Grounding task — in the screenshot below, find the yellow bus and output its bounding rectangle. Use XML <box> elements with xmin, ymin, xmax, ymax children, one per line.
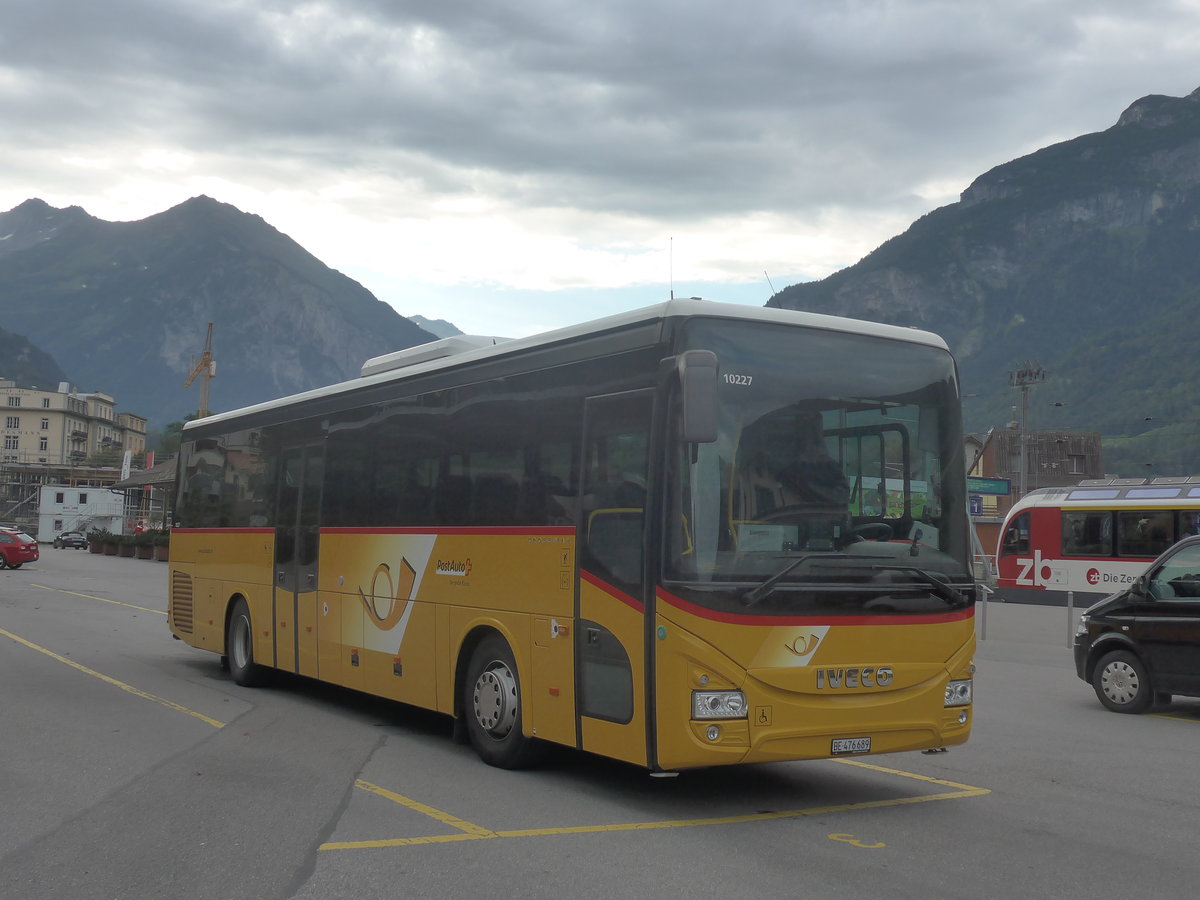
<box><xmin>168</xmin><ymin>298</ymin><xmax>975</xmax><ymax>771</ymax></box>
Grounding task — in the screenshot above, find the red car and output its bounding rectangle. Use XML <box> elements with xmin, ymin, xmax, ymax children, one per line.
<box><xmin>0</xmin><ymin>528</ymin><xmax>39</xmax><ymax>569</ymax></box>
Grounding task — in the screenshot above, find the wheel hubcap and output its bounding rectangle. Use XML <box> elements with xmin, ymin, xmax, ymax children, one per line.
<box><xmin>472</xmin><ymin>661</ymin><xmax>518</xmax><ymax>738</ymax></box>
<box><xmin>232</xmin><ymin>616</ymin><xmax>251</xmax><ymax>669</ymax></box>
<box><xmin>1101</xmin><ymin>661</ymin><xmax>1140</xmax><ymax>705</ymax></box>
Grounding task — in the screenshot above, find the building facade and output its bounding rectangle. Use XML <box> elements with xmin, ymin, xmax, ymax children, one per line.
<box><xmin>0</xmin><ymin>380</ymin><xmax>147</xmax><ymax>466</ymax></box>
<box><xmin>968</xmin><ymin>427</ymin><xmax>1106</xmax><ymax>573</ymax></box>
<box><xmin>36</xmin><ymin>484</ymin><xmax>125</xmax><ymax>541</ymax></box>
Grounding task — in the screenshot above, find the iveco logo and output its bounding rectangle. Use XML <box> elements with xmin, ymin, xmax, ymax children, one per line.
<box><xmin>815</xmin><ymin>666</ymin><xmax>894</xmax><ymax>689</ymax></box>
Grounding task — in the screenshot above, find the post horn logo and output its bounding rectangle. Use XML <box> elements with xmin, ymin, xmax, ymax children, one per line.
<box><xmin>784</xmin><ymin>632</ymin><xmax>821</xmax><ymax>657</ymax></box>
<box><xmin>357</xmin><ymin>559</ymin><xmax>416</xmax><ymax>630</ymax></box>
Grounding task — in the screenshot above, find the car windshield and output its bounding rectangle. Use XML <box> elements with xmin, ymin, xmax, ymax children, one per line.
<box><xmin>664</xmin><ymin>318</ymin><xmax>972</xmax><ymax>615</ymax></box>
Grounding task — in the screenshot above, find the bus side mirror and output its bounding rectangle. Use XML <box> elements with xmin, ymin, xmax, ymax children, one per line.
<box><xmin>677</xmin><ymin>350</ymin><xmax>718</xmax><ymax>443</ymax></box>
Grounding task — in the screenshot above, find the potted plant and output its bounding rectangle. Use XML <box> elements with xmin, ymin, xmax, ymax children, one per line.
<box><xmin>87</xmin><ymin>529</ymin><xmax>106</xmax><ymax>554</ymax></box>
<box><xmin>154</xmin><ymin>530</ymin><xmax>170</xmax><ymax>562</ymax></box>
<box><xmin>134</xmin><ymin>531</ymin><xmax>156</xmax><ymax>559</ymax></box>
<box><xmin>117</xmin><ymin>534</ymin><xmax>136</xmax><ymax>557</ymax></box>
<box><xmin>92</xmin><ymin>529</ymin><xmax>120</xmax><ymax>555</ymax></box>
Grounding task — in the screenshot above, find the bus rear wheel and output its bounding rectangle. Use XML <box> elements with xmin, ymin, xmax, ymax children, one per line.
<box><xmin>1092</xmin><ymin>650</ymin><xmax>1152</xmax><ymax>713</ymax></box>
<box><xmin>226</xmin><ymin>598</ymin><xmax>269</xmax><ymax>687</ymax></box>
<box><xmin>462</xmin><ymin>634</ymin><xmax>544</xmax><ymax>769</ymax></box>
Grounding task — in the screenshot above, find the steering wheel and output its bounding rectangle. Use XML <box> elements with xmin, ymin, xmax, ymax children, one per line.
<box><xmin>849</xmin><ymin>522</ymin><xmax>893</xmax><ymax>541</ymax></box>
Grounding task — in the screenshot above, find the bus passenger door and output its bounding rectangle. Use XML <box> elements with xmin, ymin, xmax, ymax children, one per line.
<box><xmin>274</xmin><ymin>443</ymin><xmax>323</xmax><ymax>678</ymax></box>
<box><xmin>577</xmin><ymin>390</ymin><xmax>653</xmax><ymax>767</ymax></box>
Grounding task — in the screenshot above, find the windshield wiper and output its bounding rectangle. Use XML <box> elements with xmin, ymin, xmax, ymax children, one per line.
<box><xmin>740</xmin><ymin>552</ymin><xmax>890</xmax><ymax>607</ymax></box>
<box><xmin>870</xmin><ymin>564</ymin><xmax>967</xmax><ymax>606</ymax></box>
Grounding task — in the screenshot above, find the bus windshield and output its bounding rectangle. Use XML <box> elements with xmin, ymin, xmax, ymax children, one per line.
<box><xmin>665</xmin><ymin>318</ymin><xmax>971</xmax><ymax>614</ymax></box>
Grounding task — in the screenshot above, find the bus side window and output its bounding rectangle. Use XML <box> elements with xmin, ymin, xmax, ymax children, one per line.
<box><xmin>581</xmin><ymin>393</ymin><xmax>652</xmax><ymax>593</ymax></box>
<box><xmin>1000</xmin><ymin>512</ymin><xmax>1029</xmax><ymax>556</ymax></box>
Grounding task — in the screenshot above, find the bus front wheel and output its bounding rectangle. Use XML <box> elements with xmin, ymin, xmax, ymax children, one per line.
<box><xmin>462</xmin><ymin>634</ymin><xmax>544</xmax><ymax>769</ymax></box>
<box><xmin>227</xmin><ymin>598</ymin><xmax>269</xmax><ymax>687</ymax></box>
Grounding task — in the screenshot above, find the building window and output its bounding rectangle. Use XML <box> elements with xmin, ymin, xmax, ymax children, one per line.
<box><xmin>4</xmin><ymin>435</ymin><xmax>17</xmax><ymax>450</ymax></box>
<box><xmin>5</xmin><ymin>416</ymin><xmax>17</xmax><ymax>428</ymax></box>
<box><xmin>55</xmin><ymin>492</ymin><xmax>64</xmax><ymax>504</ymax></box>
<box><xmin>1068</xmin><ymin>455</ymin><xmax>1086</xmax><ymax>475</ymax></box>
<box><xmin>7</xmin><ymin>397</ymin><xmax>20</xmax><ymax>407</ymax></box>
<box><xmin>39</xmin><ymin>437</ymin><xmax>48</xmax><ymax>451</ymax></box>
<box><xmin>79</xmin><ymin>492</ymin><xmax>88</xmax><ymax>505</ymax></box>
<box><xmin>42</xmin><ymin>398</ymin><xmax>51</xmax><ymax>408</ymax></box>
<box><xmin>41</xmin><ymin>418</ymin><xmax>49</xmax><ymax>430</ymax></box>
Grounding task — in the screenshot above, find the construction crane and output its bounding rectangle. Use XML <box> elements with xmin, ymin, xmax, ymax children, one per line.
<box><xmin>184</xmin><ymin>323</ymin><xmax>216</xmax><ymax>418</ymax></box>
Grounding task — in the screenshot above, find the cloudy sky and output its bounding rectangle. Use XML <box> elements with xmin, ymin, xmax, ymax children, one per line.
<box><xmin>3</xmin><ymin>1</ymin><xmax>1198</xmax><ymax>338</ymax></box>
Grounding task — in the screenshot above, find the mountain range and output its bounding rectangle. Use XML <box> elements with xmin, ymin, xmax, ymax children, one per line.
<box><xmin>769</xmin><ymin>86</ymin><xmax>1200</xmax><ymax>476</ymax></box>
<box><xmin>2</xmin><ymin>86</ymin><xmax>1199</xmax><ymax>473</ymax></box>
<box><xmin>0</xmin><ymin>196</ymin><xmax>435</xmax><ymax>427</ymax></box>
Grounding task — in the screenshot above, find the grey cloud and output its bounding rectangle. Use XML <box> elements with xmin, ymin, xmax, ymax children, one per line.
<box><xmin>3</xmin><ymin>0</ymin><xmax>1198</xmax><ymax>224</ymax></box>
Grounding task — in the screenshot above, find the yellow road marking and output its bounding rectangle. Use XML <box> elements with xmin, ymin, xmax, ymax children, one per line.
<box><xmin>31</xmin><ymin>583</ymin><xmax>166</xmax><ymax>616</ymax></box>
<box><xmin>0</xmin><ymin>626</ymin><xmax>225</xmax><ymax>729</ymax></box>
<box><xmin>1150</xmin><ymin>711</ymin><xmax>1200</xmax><ymax>724</ymax></box>
<box><xmin>320</xmin><ymin>763</ymin><xmax>990</xmax><ymax>851</ymax></box>
<box><xmin>353</xmin><ymin>780</ymin><xmax>496</xmax><ymax>836</ymax></box>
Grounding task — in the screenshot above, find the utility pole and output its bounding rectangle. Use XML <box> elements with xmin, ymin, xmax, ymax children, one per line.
<box><xmin>1009</xmin><ymin>361</ymin><xmax>1045</xmax><ymax>499</ymax></box>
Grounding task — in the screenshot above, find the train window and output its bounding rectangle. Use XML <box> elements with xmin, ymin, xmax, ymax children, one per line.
<box><xmin>1000</xmin><ymin>512</ymin><xmax>1029</xmax><ymax>557</ymax></box>
<box><xmin>1062</xmin><ymin>511</ymin><xmax>1112</xmax><ymax>556</ymax></box>
<box><xmin>1116</xmin><ymin>510</ymin><xmax>1174</xmax><ymax>558</ymax></box>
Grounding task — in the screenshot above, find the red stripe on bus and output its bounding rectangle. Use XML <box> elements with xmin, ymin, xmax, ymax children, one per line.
<box><xmin>655</xmin><ymin>587</ymin><xmax>974</xmax><ymax>627</ymax></box>
<box><xmin>319</xmin><ymin>526</ymin><xmax>575</xmax><ymax>536</ymax></box>
<box><xmin>579</xmin><ymin>570</ymin><xmax>645</xmax><ymax>612</ymax></box>
<box><xmin>170</xmin><ymin>527</ymin><xmax>275</xmax><ymax>534</ymax></box>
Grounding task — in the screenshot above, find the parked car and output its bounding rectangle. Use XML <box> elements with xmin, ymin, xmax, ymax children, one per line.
<box><xmin>1074</xmin><ymin>534</ymin><xmax>1200</xmax><ymax>713</ymax></box>
<box><xmin>54</xmin><ymin>530</ymin><xmax>89</xmax><ymax>549</ymax></box>
<box><xmin>0</xmin><ymin>528</ymin><xmax>40</xmax><ymax>569</ymax></box>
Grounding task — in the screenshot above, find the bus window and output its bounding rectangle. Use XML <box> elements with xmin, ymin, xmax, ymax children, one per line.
<box><xmin>1000</xmin><ymin>511</ymin><xmax>1029</xmax><ymax>557</ymax></box>
<box><xmin>1062</xmin><ymin>511</ymin><xmax>1112</xmax><ymax>556</ymax></box>
<box><xmin>581</xmin><ymin>392</ymin><xmax>651</xmax><ymax>593</ymax></box>
<box><xmin>1117</xmin><ymin>510</ymin><xmax>1174</xmax><ymax>558</ymax></box>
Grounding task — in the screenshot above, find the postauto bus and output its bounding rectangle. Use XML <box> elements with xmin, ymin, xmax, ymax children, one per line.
<box><xmin>168</xmin><ymin>298</ymin><xmax>976</xmax><ymax>772</ymax></box>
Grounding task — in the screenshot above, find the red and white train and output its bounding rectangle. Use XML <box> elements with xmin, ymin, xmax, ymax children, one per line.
<box><xmin>995</xmin><ymin>477</ymin><xmax>1200</xmax><ymax>604</ymax></box>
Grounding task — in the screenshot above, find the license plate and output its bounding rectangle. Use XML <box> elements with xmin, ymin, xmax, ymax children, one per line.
<box><xmin>831</xmin><ymin>737</ymin><xmax>871</xmax><ymax>755</ymax></box>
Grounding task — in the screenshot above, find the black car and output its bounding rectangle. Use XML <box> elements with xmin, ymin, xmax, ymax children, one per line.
<box><xmin>1074</xmin><ymin>534</ymin><xmax>1200</xmax><ymax>713</ymax></box>
<box><xmin>54</xmin><ymin>530</ymin><xmax>88</xmax><ymax>549</ymax></box>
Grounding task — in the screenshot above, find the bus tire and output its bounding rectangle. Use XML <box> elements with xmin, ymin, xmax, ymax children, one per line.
<box><xmin>462</xmin><ymin>633</ymin><xmax>544</xmax><ymax>769</ymax></box>
<box><xmin>227</xmin><ymin>598</ymin><xmax>269</xmax><ymax>687</ymax></box>
<box><xmin>1092</xmin><ymin>650</ymin><xmax>1152</xmax><ymax>714</ymax></box>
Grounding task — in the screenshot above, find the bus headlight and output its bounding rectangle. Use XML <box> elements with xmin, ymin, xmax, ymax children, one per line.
<box><xmin>692</xmin><ymin>690</ymin><xmax>748</xmax><ymax>719</ymax></box>
<box><xmin>944</xmin><ymin>679</ymin><xmax>972</xmax><ymax>707</ymax></box>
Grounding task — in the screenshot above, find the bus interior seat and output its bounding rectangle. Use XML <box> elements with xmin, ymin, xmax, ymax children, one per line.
<box><xmin>435</xmin><ymin>475</ymin><xmax>472</xmax><ymax>524</ymax></box>
<box><xmin>473</xmin><ymin>474</ymin><xmax>520</xmax><ymax>524</ymax></box>
<box><xmin>587</xmin><ymin>508</ymin><xmax>643</xmax><ymax>586</ymax></box>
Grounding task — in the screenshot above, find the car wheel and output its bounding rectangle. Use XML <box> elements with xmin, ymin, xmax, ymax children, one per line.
<box><xmin>0</xmin><ymin>557</ymin><xmax>7</xmax><ymax>569</ymax></box>
<box><xmin>1093</xmin><ymin>650</ymin><xmax>1153</xmax><ymax>714</ymax></box>
<box><xmin>226</xmin><ymin>598</ymin><xmax>270</xmax><ymax>687</ymax></box>
<box><xmin>8</xmin><ymin>562</ymin><xmax>21</xmax><ymax>569</ymax></box>
<box><xmin>461</xmin><ymin>633</ymin><xmax>545</xmax><ymax>769</ymax></box>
